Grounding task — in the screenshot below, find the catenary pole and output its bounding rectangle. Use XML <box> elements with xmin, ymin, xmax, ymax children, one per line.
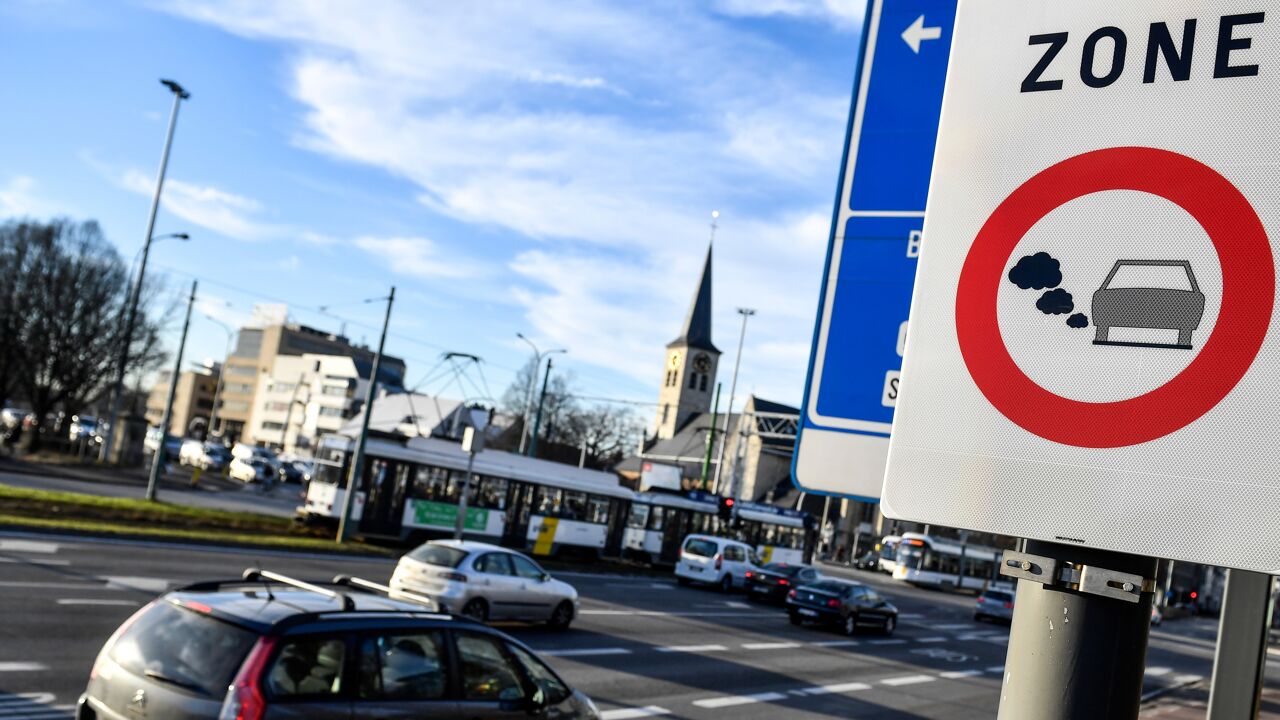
<box><xmin>997</xmin><ymin>540</ymin><xmax>1158</xmax><ymax>719</ymax></box>
<box><xmin>337</xmin><ymin>286</ymin><xmax>395</xmax><ymax>543</ymax></box>
<box><xmin>1206</xmin><ymin>569</ymin><xmax>1274</xmax><ymax>718</ymax></box>
<box><xmin>713</xmin><ymin>308</ymin><xmax>753</xmax><ymax>496</ymax></box>
<box><xmin>146</xmin><ymin>280</ymin><xmax>196</xmax><ymax>502</ymax></box>
<box><xmin>529</xmin><ymin>356</ymin><xmax>554</xmax><ymax>458</ymax></box>
<box><xmin>700</xmin><ymin>382</ymin><xmax>721</xmax><ymax>490</ymax></box>
<box><xmin>101</xmin><ymin>80</ymin><xmax>189</xmax><ymax>463</ymax></box>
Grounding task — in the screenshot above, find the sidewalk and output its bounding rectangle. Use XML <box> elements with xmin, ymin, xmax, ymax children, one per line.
<box><xmin>1141</xmin><ymin>682</ymin><xmax>1280</xmax><ymax>718</ymax></box>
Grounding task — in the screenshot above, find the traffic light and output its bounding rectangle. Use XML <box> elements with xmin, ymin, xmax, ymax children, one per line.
<box><xmin>718</xmin><ymin>496</ymin><xmax>735</xmax><ymax>523</ymax></box>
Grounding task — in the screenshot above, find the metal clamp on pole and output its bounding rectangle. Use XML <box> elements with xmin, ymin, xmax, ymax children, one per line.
<box><xmin>999</xmin><ymin>550</ymin><xmax>1156</xmax><ymax>604</ymax></box>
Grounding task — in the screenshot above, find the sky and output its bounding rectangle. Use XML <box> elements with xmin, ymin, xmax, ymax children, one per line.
<box><xmin>0</xmin><ymin>0</ymin><xmax>863</xmax><ymax>423</ymax></box>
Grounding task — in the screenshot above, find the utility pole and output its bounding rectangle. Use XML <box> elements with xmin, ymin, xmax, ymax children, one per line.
<box><xmin>146</xmin><ymin>280</ymin><xmax>196</xmax><ymax>502</ymax></box>
<box><xmin>529</xmin><ymin>356</ymin><xmax>555</xmax><ymax>458</ymax></box>
<box><xmin>700</xmin><ymin>382</ymin><xmax>721</xmax><ymax>490</ymax></box>
<box><xmin>997</xmin><ymin>540</ymin><xmax>1158</xmax><ymax>719</ymax></box>
<box><xmin>713</xmin><ymin>308</ymin><xmax>754</xmax><ymax>496</ymax></box>
<box><xmin>1207</xmin><ymin>569</ymin><xmax>1274</xmax><ymax>718</ymax></box>
<box><xmin>205</xmin><ymin>316</ymin><xmax>235</xmax><ymax>441</ymax></box>
<box><xmin>101</xmin><ymin>79</ymin><xmax>190</xmax><ymax>464</ymax></box>
<box><xmin>516</xmin><ymin>334</ymin><xmax>564</xmax><ymax>455</ymax></box>
<box><xmin>337</xmin><ymin>286</ymin><xmax>395</xmax><ymax>543</ymax></box>
<box><xmin>453</xmin><ymin>425</ymin><xmax>484</xmax><ymax>540</ymax></box>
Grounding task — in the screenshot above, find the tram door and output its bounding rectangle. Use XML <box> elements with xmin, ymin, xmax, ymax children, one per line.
<box><xmin>359</xmin><ymin>460</ymin><xmax>408</xmax><ymax>537</ymax></box>
<box><xmin>502</xmin><ymin>483</ymin><xmax>535</xmax><ymax>548</ymax></box>
<box><xmin>603</xmin><ymin>499</ymin><xmax>626</xmax><ymax>557</ymax></box>
<box><xmin>659</xmin><ymin>508</ymin><xmax>689</xmax><ymax>564</ymax></box>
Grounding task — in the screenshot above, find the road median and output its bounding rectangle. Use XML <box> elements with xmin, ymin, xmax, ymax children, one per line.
<box><xmin>0</xmin><ymin>485</ymin><xmax>393</xmax><ymax>556</ymax></box>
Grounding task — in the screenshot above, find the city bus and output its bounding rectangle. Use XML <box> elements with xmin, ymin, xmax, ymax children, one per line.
<box><xmin>301</xmin><ymin>432</ymin><xmax>633</xmax><ymax>557</ymax></box>
<box><xmin>876</xmin><ymin>535</ymin><xmax>902</xmax><ymax>574</ymax></box>
<box><xmin>891</xmin><ymin>532</ymin><xmax>1003</xmax><ymax>591</ymax></box>
<box><xmin>622</xmin><ymin>490</ymin><xmax>813</xmax><ymax>566</ymax></box>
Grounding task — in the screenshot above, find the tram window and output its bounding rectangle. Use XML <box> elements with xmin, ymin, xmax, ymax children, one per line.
<box><xmin>475</xmin><ymin>477</ymin><xmax>508</xmax><ymax>510</ymax></box>
<box><xmin>648</xmin><ymin>506</ymin><xmax>666</xmax><ymax>531</ymax></box>
<box><xmin>938</xmin><ymin>553</ymin><xmax>961</xmax><ymax>575</ymax></box>
<box><xmin>626</xmin><ymin>504</ymin><xmax>649</xmax><ymax>529</ymax></box>
<box><xmin>586</xmin><ymin>497</ymin><xmax>611</xmax><ymax>524</ymax></box>
<box><xmin>411</xmin><ymin>465</ymin><xmax>452</xmax><ymax>502</ymax></box>
<box><xmin>533</xmin><ymin>487</ymin><xmax>563</xmax><ymax>516</ymax></box>
<box><xmin>559</xmin><ymin>491</ymin><xmax>588</xmax><ymax>521</ymax></box>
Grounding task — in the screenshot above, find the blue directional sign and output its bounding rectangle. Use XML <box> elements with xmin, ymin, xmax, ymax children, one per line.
<box><xmin>793</xmin><ymin>0</ymin><xmax>957</xmax><ymax>500</ymax></box>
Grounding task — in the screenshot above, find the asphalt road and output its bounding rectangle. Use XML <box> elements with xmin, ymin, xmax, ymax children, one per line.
<box><xmin>0</xmin><ymin>530</ymin><xmax>1250</xmax><ymax>720</ymax></box>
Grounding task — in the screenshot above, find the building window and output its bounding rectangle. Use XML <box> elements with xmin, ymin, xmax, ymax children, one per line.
<box><xmin>224</xmin><ymin>383</ymin><xmax>255</xmax><ymax>395</ymax></box>
<box><xmin>319</xmin><ymin>406</ymin><xmax>344</xmax><ymax>417</ymax></box>
<box><xmin>688</xmin><ymin>372</ymin><xmax>698</xmax><ymax>389</ymax></box>
<box><xmin>265</xmin><ymin>402</ymin><xmax>290</xmax><ymax>412</ymax></box>
<box><xmin>270</xmin><ymin>382</ymin><xmax>297</xmax><ymax>394</ymax></box>
<box><xmin>321</xmin><ymin>384</ymin><xmax>348</xmax><ymax>396</ymax></box>
<box><xmin>699</xmin><ymin>374</ymin><xmax>708</xmax><ymax>392</ymax></box>
<box><xmin>262</xmin><ymin>421</ymin><xmax>285</xmax><ymax>431</ymax></box>
<box><xmin>220</xmin><ymin>401</ymin><xmax>249</xmax><ymax>413</ymax></box>
<box><xmin>226</xmin><ymin>365</ymin><xmax>256</xmax><ymax>377</ymax></box>
<box><xmin>661</xmin><ymin>404</ymin><xmax>669</xmax><ymax>424</ymax></box>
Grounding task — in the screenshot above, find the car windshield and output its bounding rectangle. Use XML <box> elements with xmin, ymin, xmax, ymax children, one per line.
<box><xmin>1108</xmin><ymin>264</ymin><xmax>1193</xmax><ymax>291</ymax></box>
<box><xmin>109</xmin><ymin>601</ymin><xmax>257</xmax><ymax>697</ymax></box>
<box><xmin>407</xmin><ymin>543</ymin><xmax>468</xmax><ymax>568</ymax></box>
<box><xmin>763</xmin><ymin>563</ymin><xmax>803</xmax><ymax>577</ymax></box>
<box><xmin>683</xmin><ymin>538</ymin><xmax>718</xmax><ymax>558</ymax></box>
<box><xmin>985</xmin><ymin>590</ymin><xmax>1014</xmax><ymax>602</ymax></box>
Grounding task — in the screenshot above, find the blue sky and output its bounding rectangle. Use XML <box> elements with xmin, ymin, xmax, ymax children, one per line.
<box><xmin>0</xmin><ymin>0</ymin><xmax>862</xmax><ymax>419</ymax></box>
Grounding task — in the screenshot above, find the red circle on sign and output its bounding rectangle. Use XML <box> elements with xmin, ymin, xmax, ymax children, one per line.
<box><xmin>956</xmin><ymin>147</ymin><xmax>1274</xmax><ymax>448</ymax></box>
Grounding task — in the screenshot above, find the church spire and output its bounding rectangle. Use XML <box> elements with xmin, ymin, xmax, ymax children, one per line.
<box><xmin>669</xmin><ymin>242</ymin><xmax>719</xmax><ymax>352</ymax></box>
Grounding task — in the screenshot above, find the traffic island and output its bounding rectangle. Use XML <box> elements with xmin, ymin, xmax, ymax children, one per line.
<box><xmin>0</xmin><ymin>485</ymin><xmax>393</xmax><ymax>556</ymax></box>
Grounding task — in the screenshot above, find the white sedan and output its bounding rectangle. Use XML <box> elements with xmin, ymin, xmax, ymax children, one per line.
<box><xmin>228</xmin><ymin>457</ymin><xmax>272</xmax><ymax>483</ymax></box>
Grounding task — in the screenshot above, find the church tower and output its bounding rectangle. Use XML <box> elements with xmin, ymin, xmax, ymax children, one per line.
<box><xmin>654</xmin><ymin>244</ymin><xmax>720</xmax><ymax>439</ymax></box>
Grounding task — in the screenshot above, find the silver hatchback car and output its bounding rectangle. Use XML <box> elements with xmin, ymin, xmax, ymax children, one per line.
<box><xmin>974</xmin><ymin>587</ymin><xmax>1016</xmax><ymax>623</ymax></box>
<box><xmin>391</xmin><ymin>540</ymin><xmax>580</xmax><ymax>629</ymax></box>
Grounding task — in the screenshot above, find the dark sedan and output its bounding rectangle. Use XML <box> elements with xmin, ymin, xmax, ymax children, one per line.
<box><xmin>786</xmin><ymin>579</ymin><xmax>897</xmax><ymax>636</ymax></box>
<box><xmin>744</xmin><ymin>563</ymin><xmax>821</xmax><ymax>604</ymax></box>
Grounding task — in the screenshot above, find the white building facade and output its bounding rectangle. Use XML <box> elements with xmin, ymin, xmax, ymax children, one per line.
<box><xmin>245</xmin><ymin>353</ymin><xmax>364</xmax><ymax>455</ymax></box>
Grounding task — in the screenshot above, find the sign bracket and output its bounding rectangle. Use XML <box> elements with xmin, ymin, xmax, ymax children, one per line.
<box><xmin>1000</xmin><ymin>550</ymin><xmax>1156</xmax><ymax>604</ymax></box>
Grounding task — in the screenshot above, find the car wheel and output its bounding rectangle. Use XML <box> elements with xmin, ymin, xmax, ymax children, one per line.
<box><xmin>719</xmin><ymin>575</ymin><xmax>733</xmax><ymax>593</ymax></box>
<box><xmin>789</xmin><ymin>612</ymin><xmax>803</xmax><ymax>626</ymax></box>
<box><xmin>882</xmin><ymin>615</ymin><xmax>897</xmax><ymax>636</ymax></box>
<box><xmin>842</xmin><ymin>613</ymin><xmax>858</xmax><ymax>636</ymax></box>
<box><xmin>461</xmin><ymin>598</ymin><xmax>489</xmax><ymax>623</ymax></box>
<box><xmin>548</xmin><ymin>601</ymin><xmax>574</xmax><ymax>630</ymax></box>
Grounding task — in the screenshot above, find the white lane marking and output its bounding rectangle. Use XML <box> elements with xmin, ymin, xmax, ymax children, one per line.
<box><xmin>101</xmin><ymin>576</ymin><xmax>171</xmax><ymax>593</ymax></box>
<box><xmin>811</xmin><ymin>640</ymin><xmax>859</xmax><ymax>648</ymax></box>
<box><xmin>934</xmin><ymin>623</ymin><xmax>975</xmax><ymax>630</ymax></box>
<box><xmin>881</xmin><ymin>675</ymin><xmax>935</xmax><ymax>687</ymax></box>
<box><xmin>725</xmin><ymin>601</ymin><xmax>750</xmax><ymax>609</ymax></box>
<box><xmin>600</xmin><ymin>706</ymin><xmax>671</xmax><ymax>720</ymax></box>
<box><xmin>579</xmin><ymin>610</ymin><xmax>768</xmax><ymax>618</ymax></box>
<box><xmin>742</xmin><ymin>642</ymin><xmax>800</xmax><ymax>650</ymax></box>
<box><xmin>657</xmin><ymin>645</ymin><xmax>727</xmax><ymax>653</ymax></box>
<box><xmin>0</xmin><ymin>662</ymin><xmax>48</xmax><ymax>672</ymax></box>
<box><xmin>0</xmin><ymin>693</ymin><xmax>53</xmax><ymax>705</ymax></box>
<box><xmin>693</xmin><ymin>692</ymin><xmax>787</xmax><ymax>708</ymax></box>
<box><xmin>0</xmin><ymin>711</ymin><xmax>72</xmax><ymax>719</ymax></box>
<box><xmin>915</xmin><ymin>636</ymin><xmax>947</xmax><ymax>643</ymax></box>
<box><xmin>986</xmin><ymin>666</ymin><xmax>1006</xmax><ymax>674</ymax></box>
<box><xmin>868</xmin><ymin>639</ymin><xmax>907</xmax><ymax>645</ymax></box>
<box><xmin>0</xmin><ymin>558</ymin><xmax>70</xmax><ymax>566</ymax></box>
<box><xmin>0</xmin><ymin>581</ymin><xmax>105</xmax><ymax>590</ymax></box>
<box><xmin>804</xmin><ymin>682</ymin><xmax>872</xmax><ymax>695</ymax></box>
<box><xmin>957</xmin><ymin>632</ymin><xmax>1003</xmax><ymax>641</ymax></box>
<box><xmin>0</xmin><ymin>540</ymin><xmax>59</xmax><ymax>554</ymax></box>
<box><xmin>899</xmin><ymin>613</ymin><xmax>925</xmax><ymax>619</ymax></box>
<box><xmin>650</xmin><ymin>583</ymin><xmax>675</xmax><ymax>589</ymax></box>
<box><xmin>1173</xmin><ymin>674</ymin><xmax>1203</xmax><ymax>684</ymax></box>
<box><xmin>940</xmin><ymin>670</ymin><xmax>983</xmax><ymax>679</ymax></box>
<box><xmin>539</xmin><ymin>648</ymin><xmax>631</xmax><ymax>657</ymax></box>
<box><xmin>1145</xmin><ymin>666</ymin><xmax>1172</xmax><ymax>676</ymax></box>
<box><xmin>56</xmin><ymin>599</ymin><xmax>140</xmax><ymax>607</ymax></box>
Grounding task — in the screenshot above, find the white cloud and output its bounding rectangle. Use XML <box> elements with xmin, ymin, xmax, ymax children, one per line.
<box><xmin>0</xmin><ymin>176</ymin><xmax>49</xmax><ymax>217</ymax></box>
<box><xmin>712</xmin><ymin>0</ymin><xmax>863</xmax><ymax>26</ymax></box>
<box><xmin>278</xmin><ymin>254</ymin><xmax>300</xmax><ymax>271</ymax></box>
<box><xmin>355</xmin><ymin>236</ymin><xmax>478</xmax><ymax>280</ymax></box>
<box><xmin>120</xmin><ymin>169</ymin><xmax>281</xmax><ymax>241</ymax></box>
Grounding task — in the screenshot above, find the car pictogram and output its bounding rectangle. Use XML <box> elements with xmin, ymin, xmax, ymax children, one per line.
<box><xmin>1091</xmin><ymin>260</ymin><xmax>1205</xmax><ymax>349</ymax></box>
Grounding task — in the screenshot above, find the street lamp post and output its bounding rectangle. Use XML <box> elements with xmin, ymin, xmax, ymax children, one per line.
<box><xmin>515</xmin><ymin>333</ymin><xmax>565</xmax><ymax>456</ymax></box>
<box><xmin>204</xmin><ymin>315</ymin><xmax>236</xmax><ymax>441</ymax></box>
<box><xmin>147</xmin><ymin>280</ymin><xmax>197</xmax><ymax>502</ymax></box>
<box><xmin>100</xmin><ymin>78</ymin><xmax>191</xmax><ymax>463</ymax></box>
<box><xmin>713</xmin><ymin>307</ymin><xmax>755</xmax><ymax>497</ymax></box>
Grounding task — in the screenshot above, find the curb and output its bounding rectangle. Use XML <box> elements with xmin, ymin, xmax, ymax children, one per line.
<box><xmin>0</xmin><ymin>524</ymin><xmax>395</xmax><ymax>561</ymax></box>
<box><xmin>1140</xmin><ymin>677</ymin><xmax>1205</xmax><ymax>704</ymax></box>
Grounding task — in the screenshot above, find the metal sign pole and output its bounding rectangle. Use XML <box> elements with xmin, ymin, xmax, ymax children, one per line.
<box><xmin>997</xmin><ymin>540</ymin><xmax>1158</xmax><ymax>719</ymax></box>
<box><xmin>1207</xmin><ymin>569</ymin><xmax>1274</xmax><ymax>719</ymax></box>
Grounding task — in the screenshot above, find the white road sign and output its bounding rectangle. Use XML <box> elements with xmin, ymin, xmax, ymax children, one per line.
<box><xmin>884</xmin><ymin>1</ymin><xmax>1280</xmax><ymax>572</ymax></box>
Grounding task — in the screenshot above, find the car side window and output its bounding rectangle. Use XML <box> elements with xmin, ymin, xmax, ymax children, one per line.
<box><xmin>266</xmin><ymin>636</ymin><xmax>345</xmax><ymax>698</ymax></box>
<box><xmin>475</xmin><ymin>553</ymin><xmax>514</xmax><ymax>576</ymax></box>
<box><xmin>509</xmin><ymin>555</ymin><xmax>545</xmax><ymax>581</ymax></box>
<box><xmin>456</xmin><ymin>633</ymin><xmax>527</xmax><ymax>701</ymax></box>
<box><xmin>800</xmin><ymin>569</ymin><xmax>816</xmax><ymax>581</ymax></box>
<box><xmin>724</xmin><ymin>546</ymin><xmax>745</xmax><ymax>562</ymax></box>
<box><xmin>865</xmin><ymin>590</ymin><xmax>883</xmax><ymax>604</ymax></box>
<box><xmin>357</xmin><ymin>632</ymin><xmax>448</xmax><ymax>701</ymax></box>
<box><xmin>509</xmin><ymin>645</ymin><xmax>570</xmax><ymax>705</ymax></box>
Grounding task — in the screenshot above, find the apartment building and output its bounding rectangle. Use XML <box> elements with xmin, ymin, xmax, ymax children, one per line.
<box><xmin>144</xmin><ymin>362</ymin><xmax>220</xmax><ymax>438</ymax></box>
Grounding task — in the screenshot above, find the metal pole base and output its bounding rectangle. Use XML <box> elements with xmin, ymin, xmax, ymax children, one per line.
<box><xmin>997</xmin><ymin>540</ymin><xmax>1158</xmax><ymax>720</ymax></box>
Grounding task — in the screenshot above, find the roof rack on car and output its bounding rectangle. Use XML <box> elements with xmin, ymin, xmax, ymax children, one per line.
<box><xmin>242</xmin><ymin>568</ymin><xmax>355</xmax><ymax>611</ymax></box>
<box><xmin>332</xmin><ymin>575</ymin><xmax>439</xmax><ymax>611</ymax></box>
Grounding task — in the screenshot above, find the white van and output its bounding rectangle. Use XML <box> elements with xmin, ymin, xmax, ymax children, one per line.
<box><xmin>674</xmin><ymin>534</ymin><xmax>760</xmax><ymax>592</ymax></box>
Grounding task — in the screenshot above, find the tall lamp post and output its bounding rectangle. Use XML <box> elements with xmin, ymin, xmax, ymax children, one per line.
<box><xmin>713</xmin><ymin>307</ymin><xmax>755</xmax><ymax>497</ymax></box>
<box><xmin>204</xmin><ymin>315</ymin><xmax>236</xmax><ymax>442</ymax></box>
<box><xmin>147</xmin><ymin>280</ymin><xmax>197</xmax><ymax>502</ymax></box>
<box><xmin>515</xmin><ymin>333</ymin><xmax>564</xmax><ymax>455</ymax></box>
<box><xmin>100</xmin><ymin>78</ymin><xmax>191</xmax><ymax>463</ymax></box>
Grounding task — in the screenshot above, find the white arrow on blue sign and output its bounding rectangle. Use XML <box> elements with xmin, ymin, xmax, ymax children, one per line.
<box><xmin>793</xmin><ymin>0</ymin><xmax>956</xmax><ymax>501</ymax></box>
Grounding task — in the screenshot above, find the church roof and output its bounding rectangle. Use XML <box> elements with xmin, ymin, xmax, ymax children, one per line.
<box><xmin>667</xmin><ymin>244</ymin><xmax>719</xmax><ymax>353</ymax></box>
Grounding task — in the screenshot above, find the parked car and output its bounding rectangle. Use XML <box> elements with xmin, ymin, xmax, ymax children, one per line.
<box><xmin>674</xmin><ymin>534</ymin><xmax>760</xmax><ymax>592</ymax></box>
<box><xmin>197</xmin><ymin>442</ymin><xmax>232</xmax><ymax>471</ymax></box>
<box><xmin>974</xmin><ymin>588</ymin><xmax>1016</xmax><ymax>623</ymax></box>
<box><xmin>77</xmin><ymin>568</ymin><xmax>600</xmax><ymax>720</ymax></box>
<box><xmin>178</xmin><ymin>439</ymin><xmax>207</xmax><ymax>467</ymax></box>
<box><xmin>143</xmin><ymin>428</ymin><xmax>182</xmax><ymax>459</ymax></box>
<box><xmin>391</xmin><ymin>540</ymin><xmax>579</xmax><ymax>629</ymax></box>
<box><xmin>67</xmin><ymin>414</ymin><xmax>100</xmax><ymax>443</ymax></box>
<box><xmin>229</xmin><ymin>457</ymin><xmax>274</xmax><ymax>484</ymax></box>
<box><xmin>786</xmin><ymin>578</ymin><xmax>898</xmax><ymax>636</ymax></box>
<box><xmin>744</xmin><ymin>562</ymin><xmax>821</xmax><ymax>604</ymax></box>
<box><xmin>278</xmin><ymin>459</ymin><xmax>311</xmax><ymax>484</ymax></box>
<box><xmin>853</xmin><ymin>551</ymin><xmax>880</xmax><ymax>571</ymax></box>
